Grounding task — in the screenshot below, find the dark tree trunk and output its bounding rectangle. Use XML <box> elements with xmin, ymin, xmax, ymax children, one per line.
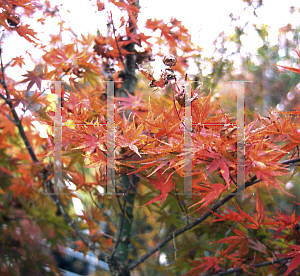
<box><xmin>109</xmin><ymin>1</ymin><xmax>140</xmax><ymax>275</ymax></box>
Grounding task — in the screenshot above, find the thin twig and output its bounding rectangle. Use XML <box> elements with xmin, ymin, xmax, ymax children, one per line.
<box><xmin>109</xmin><ymin>10</ymin><xmax>127</xmax><ymax>73</ymax></box>
<box><xmin>245</xmin><ymin>226</ymin><xmax>281</xmax><ymax>264</ymax></box>
<box><xmin>128</xmin><ymin>189</ymin><xmax>238</xmax><ymax>270</ymax></box>
<box><xmin>110</xmin><ymin>186</ymin><xmax>130</xmax><ymax>259</ymax></box>
<box><xmin>113</xmin><ymin>169</ymin><xmax>125</xmax><ymax>214</ymax></box>
<box><xmin>89</xmin><ymin>189</ymin><xmax>116</xmax><ymax>227</ymax></box>
<box><xmin>173</xmin><ymin>232</ymin><xmax>177</xmax><ymax>260</ymax></box>
<box><xmin>175</xmin><ymin>193</ymin><xmax>189</xmax><ymax>225</ymax></box>
<box><xmin>0</xmin><ymin>48</ymin><xmax>9</xmax><ymax>96</ymax></box>
<box><xmin>212</xmin><ymin>257</ymin><xmax>289</xmax><ymax>276</ymax></box>
<box><xmin>127</xmin><ymin>157</ymin><xmax>300</xmax><ymax>271</ymax></box>
<box><xmin>215</xmin><ymin>228</ymin><xmax>232</xmax><ymax>256</ymax></box>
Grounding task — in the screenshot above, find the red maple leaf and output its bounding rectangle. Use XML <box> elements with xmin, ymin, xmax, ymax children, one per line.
<box><xmin>278</xmin><ymin>244</ymin><xmax>300</xmax><ymax>276</ymax></box>
<box><xmin>20</xmin><ymin>69</ymin><xmax>45</xmax><ymax>92</ymax></box>
<box><xmin>11</xmin><ymin>56</ymin><xmax>25</xmax><ymax>68</ymax></box>
<box><xmin>15</xmin><ymin>24</ymin><xmax>39</xmax><ymax>44</ymax></box>
<box><xmin>190</xmin><ymin>183</ymin><xmax>226</xmax><ymax>210</ymax></box>
<box><xmin>141</xmin><ymin>169</ymin><xmax>177</xmax><ymax>206</ymax></box>
<box><xmin>266</xmin><ymin>211</ymin><xmax>300</xmax><ymax>242</ymax></box>
<box><xmin>117</xmin><ymin>89</ymin><xmax>143</xmax><ymax>110</ymax></box>
<box><xmin>206</xmin><ymin>157</ymin><xmax>233</xmax><ymax>186</ymax></box>
<box><xmin>211</xmin><ymin>228</ymin><xmax>248</xmax><ymax>259</ymax></box>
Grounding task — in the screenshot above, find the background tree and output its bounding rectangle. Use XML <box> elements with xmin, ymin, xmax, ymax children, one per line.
<box><xmin>193</xmin><ymin>1</ymin><xmax>300</xmax><ymax>123</ymax></box>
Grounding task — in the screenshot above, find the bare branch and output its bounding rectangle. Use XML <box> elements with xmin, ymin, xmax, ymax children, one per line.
<box><xmin>109</xmin><ymin>10</ymin><xmax>127</xmax><ymax>73</ymax></box>
<box><xmin>89</xmin><ymin>189</ymin><xmax>117</xmax><ymax>227</ymax></box>
<box><xmin>212</xmin><ymin>257</ymin><xmax>289</xmax><ymax>276</ymax></box>
<box><xmin>0</xmin><ymin>47</ymin><xmax>9</xmax><ymax>96</ymax></box>
<box><xmin>110</xmin><ymin>187</ymin><xmax>130</xmax><ymax>259</ymax></box>
<box><xmin>128</xmin><ymin>158</ymin><xmax>300</xmax><ymax>271</ymax></box>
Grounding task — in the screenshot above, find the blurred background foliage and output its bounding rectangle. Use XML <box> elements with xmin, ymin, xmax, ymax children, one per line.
<box><xmin>191</xmin><ymin>1</ymin><xmax>300</xmax><ymax>125</ymax></box>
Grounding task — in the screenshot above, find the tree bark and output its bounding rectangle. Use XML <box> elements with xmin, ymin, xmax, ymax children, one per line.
<box><xmin>110</xmin><ymin>1</ymin><xmax>139</xmax><ymax>275</ymax></box>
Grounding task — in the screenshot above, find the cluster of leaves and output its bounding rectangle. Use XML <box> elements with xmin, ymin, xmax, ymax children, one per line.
<box><xmin>1</xmin><ymin>0</ymin><xmax>300</xmax><ymax>275</ymax></box>
<box><xmin>52</xmin><ymin>58</ymin><xmax>300</xmax><ymax>275</ymax></box>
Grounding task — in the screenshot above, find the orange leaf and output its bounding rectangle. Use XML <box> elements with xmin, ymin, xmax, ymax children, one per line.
<box><xmin>255</xmin><ymin>190</ymin><xmax>265</xmax><ymax>224</ymax></box>
<box><xmin>279</xmin><ymin>244</ymin><xmax>300</xmax><ymax>276</ymax></box>
<box><xmin>141</xmin><ymin>169</ymin><xmax>177</xmax><ymax>206</ymax></box>
<box><xmin>96</xmin><ymin>0</ymin><xmax>105</xmax><ymax>11</ymax></box>
<box><xmin>273</xmin><ymin>63</ymin><xmax>300</xmax><ymax>74</ymax></box>
<box><xmin>189</xmin><ymin>184</ymin><xmax>226</xmax><ymax>210</ymax></box>
<box><xmin>11</xmin><ymin>56</ymin><xmax>25</xmax><ymax>68</ymax></box>
<box><xmin>15</xmin><ymin>24</ymin><xmax>39</xmax><ymax>44</ymax></box>
<box><xmin>20</xmin><ymin>69</ymin><xmax>45</xmax><ymax>92</ymax></box>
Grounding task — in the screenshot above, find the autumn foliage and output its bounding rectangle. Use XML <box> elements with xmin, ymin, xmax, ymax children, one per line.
<box><xmin>1</xmin><ymin>0</ymin><xmax>300</xmax><ymax>275</ymax></box>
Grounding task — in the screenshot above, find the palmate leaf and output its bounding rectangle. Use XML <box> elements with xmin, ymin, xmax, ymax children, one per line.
<box><xmin>42</xmin><ymin>47</ymin><xmax>69</xmax><ymax>65</ymax></box>
<box><xmin>183</xmin><ymin>256</ymin><xmax>220</xmax><ymax>275</ymax></box>
<box><xmin>11</xmin><ymin>56</ymin><xmax>25</xmax><ymax>68</ymax></box>
<box><xmin>213</xmin><ymin>204</ymin><xmax>258</xmax><ymax>229</ymax></box>
<box><xmin>211</xmin><ymin>228</ymin><xmax>248</xmax><ymax>259</ymax></box>
<box><xmin>206</xmin><ymin>157</ymin><xmax>233</xmax><ymax>186</ymax></box>
<box><xmin>264</xmin><ymin>211</ymin><xmax>300</xmax><ymax>243</ymax></box>
<box><xmin>141</xmin><ymin>169</ymin><xmax>177</xmax><ymax>206</ymax></box>
<box><xmin>254</xmin><ymin>190</ymin><xmax>265</xmax><ymax>225</ymax></box>
<box><xmin>117</xmin><ymin>89</ymin><xmax>144</xmax><ymax>110</ymax></box>
<box><xmin>278</xmin><ymin>244</ymin><xmax>300</xmax><ymax>276</ymax></box>
<box><xmin>189</xmin><ymin>183</ymin><xmax>226</xmax><ymax>211</ymax></box>
<box><xmin>20</xmin><ymin>69</ymin><xmax>45</xmax><ymax>92</ymax></box>
<box><xmin>15</xmin><ymin>24</ymin><xmax>39</xmax><ymax>44</ymax></box>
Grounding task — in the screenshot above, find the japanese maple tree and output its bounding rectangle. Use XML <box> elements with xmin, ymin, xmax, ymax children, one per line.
<box><xmin>1</xmin><ymin>0</ymin><xmax>300</xmax><ymax>276</ymax></box>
